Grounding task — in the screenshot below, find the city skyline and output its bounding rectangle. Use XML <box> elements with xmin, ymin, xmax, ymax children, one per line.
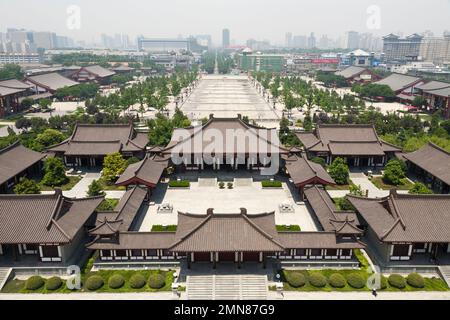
<box><xmin>1</xmin><ymin>0</ymin><xmax>449</xmax><ymax>46</ymax></box>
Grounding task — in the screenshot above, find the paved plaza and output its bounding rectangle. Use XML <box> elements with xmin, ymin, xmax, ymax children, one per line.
<box><xmin>180</xmin><ymin>75</ymin><xmax>281</xmax><ymax>121</ymax></box>
<box><xmin>138</xmin><ymin>176</ymin><xmax>318</xmax><ymax>232</ymax></box>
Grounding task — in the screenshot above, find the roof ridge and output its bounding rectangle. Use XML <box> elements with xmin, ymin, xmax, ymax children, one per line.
<box><xmin>0</xmin><ymin>140</ymin><xmax>20</xmax><ymax>154</ymax></box>
<box><xmin>45</xmin><ymin>193</ymin><xmax>64</xmax><ymax>230</ymax></box>
<box><xmin>241</xmin><ymin>212</ymin><xmax>285</xmax><ymax>248</ymax></box>
<box><xmin>380</xmin><ymin>218</ymin><xmax>402</xmax><ymax>240</ymax></box>
<box><xmin>313</xmin><ymin>185</ymin><xmax>338</xmax><ymax>220</ymax></box>
<box><xmin>388</xmin><ymin>193</ymin><xmax>406</xmax><ymax>229</ymax></box>
<box><xmin>49</xmin><ymin>218</ymin><xmax>72</xmax><ymax>241</ymax></box>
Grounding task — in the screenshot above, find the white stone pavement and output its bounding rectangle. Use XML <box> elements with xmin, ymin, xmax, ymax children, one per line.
<box><xmin>138</xmin><ymin>181</ymin><xmax>318</xmax><ymax>232</ymax></box>
<box><xmin>41</xmin><ymin>172</ymin><xmax>125</xmax><ymax>199</ymax></box>
<box><xmin>2</xmin><ymin>290</ymin><xmax>450</xmax><ymax>300</ymax></box>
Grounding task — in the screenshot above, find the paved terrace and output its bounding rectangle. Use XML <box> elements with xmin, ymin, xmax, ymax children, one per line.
<box><xmin>137</xmin><ymin>172</ymin><xmax>318</xmax><ymax>232</ymax></box>
<box><xmin>180</xmin><ymin>75</ymin><xmax>281</xmax><ymax>121</ymax></box>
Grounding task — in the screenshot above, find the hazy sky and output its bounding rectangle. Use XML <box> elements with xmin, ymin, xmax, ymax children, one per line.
<box><xmin>1</xmin><ymin>0</ymin><xmax>449</xmax><ymax>45</ymax></box>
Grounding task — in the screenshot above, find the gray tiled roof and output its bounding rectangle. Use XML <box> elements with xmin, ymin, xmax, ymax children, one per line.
<box><xmin>0</xmin><ymin>191</ymin><xmax>103</xmax><ymax>244</ymax></box>
<box><xmin>335</xmin><ymin>66</ymin><xmax>367</xmax><ymax>79</ymax></box>
<box><xmin>83</xmin><ymin>65</ymin><xmax>116</xmax><ymax>78</ymax></box>
<box><xmin>26</xmin><ymin>72</ymin><xmax>79</xmax><ymax>91</ymax></box>
<box><xmin>304</xmin><ymin>186</ymin><xmax>361</xmax><ymax>233</ymax></box>
<box><xmin>116</xmin><ymin>156</ymin><xmax>168</xmax><ymax>186</ymax></box>
<box><xmin>0</xmin><ymin>142</ymin><xmax>45</xmax><ymax>186</ymax></box>
<box><xmin>403</xmin><ymin>143</ymin><xmax>450</xmax><ymax>186</ymax></box>
<box><xmin>374</xmin><ymin>73</ymin><xmax>422</xmax><ymax>92</ymax></box>
<box><xmin>349</xmin><ymin>190</ymin><xmax>450</xmax><ymax>243</ymax></box>
<box><xmin>284</xmin><ymin>154</ymin><xmax>334</xmax><ymax>186</ymax></box>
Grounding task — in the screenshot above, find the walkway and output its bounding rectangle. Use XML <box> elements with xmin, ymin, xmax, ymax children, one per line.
<box><xmin>186</xmin><ymin>275</ymin><xmax>268</xmax><ymax>300</ymax></box>
<box><xmin>272</xmin><ymin>291</ymin><xmax>450</xmax><ymax>300</ymax></box>
<box><xmin>180</xmin><ymin>75</ymin><xmax>280</xmax><ymax>121</ymax></box>
<box><xmin>41</xmin><ymin>172</ymin><xmax>125</xmax><ymax>199</ymax></box>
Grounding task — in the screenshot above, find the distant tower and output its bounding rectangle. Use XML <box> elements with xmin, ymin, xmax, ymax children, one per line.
<box><xmin>285</xmin><ymin>32</ymin><xmax>293</xmax><ymax>48</ymax></box>
<box><xmin>222</xmin><ymin>29</ymin><xmax>230</xmax><ymax>48</ymax></box>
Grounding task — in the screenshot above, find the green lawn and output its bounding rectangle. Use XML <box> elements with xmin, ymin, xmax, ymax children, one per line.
<box><xmin>168</xmin><ymin>180</ymin><xmax>190</xmax><ymax>188</ymax></box>
<box><xmin>1</xmin><ymin>269</ymin><xmax>175</xmax><ymax>294</ymax></box>
<box><xmin>96</xmin><ymin>199</ymin><xmax>119</xmax><ymax>211</ymax></box>
<box><xmin>370</xmin><ymin>176</ymin><xmax>414</xmax><ymax>191</ymax></box>
<box><xmin>278</xmin><ymin>269</ymin><xmax>448</xmax><ymax>292</ymax></box>
<box><xmin>39</xmin><ymin>175</ymin><xmax>82</xmax><ymax>191</ymax></box>
<box><xmin>98</xmin><ymin>177</ymin><xmax>126</xmax><ymax>191</ymax></box>
<box><xmin>261</xmin><ymin>180</ymin><xmax>283</xmax><ymax>188</ymax></box>
<box><xmin>151</xmin><ymin>225</ymin><xmax>177</xmax><ymax>232</ymax></box>
<box><xmin>276</xmin><ymin>225</ymin><xmax>301</xmax><ymax>232</ymax></box>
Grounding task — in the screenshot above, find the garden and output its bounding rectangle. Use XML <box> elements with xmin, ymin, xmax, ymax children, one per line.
<box><xmin>1</xmin><ymin>269</ymin><xmax>175</xmax><ymax>294</ymax></box>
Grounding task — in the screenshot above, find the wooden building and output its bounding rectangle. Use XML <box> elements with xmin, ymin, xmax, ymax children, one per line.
<box><xmin>0</xmin><ymin>190</ymin><xmax>103</xmax><ymax>264</ymax></box>
<box><xmin>0</xmin><ymin>79</ymin><xmax>33</xmax><ymax>117</ymax></box>
<box><xmin>0</xmin><ymin>142</ymin><xmax>45</xmax><ymax>193</ymax></box>
<box><xmin>348</xmin><ymin>190</ymin><xmax>450</xmax><ymax>263</ymax></box>
<box><xmin>47</xmin><ymin>124</ymin><xmax>149</xmax><ymax>167</ymax></box>
<box><xmin>296</xmin><ymin>124</ymin><xmax>401</xmax><ymax>167</ymax></box>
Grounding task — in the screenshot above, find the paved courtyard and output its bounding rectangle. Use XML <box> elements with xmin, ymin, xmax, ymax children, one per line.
<box><xmin>138</xmin><ymin>177</ymin><xmax>318</xmax><ymax>232</ymax></box>
<box><xmin>180</xmin><ymin>75</ymin><xmax>281</xmax><ymax>121</ymax></box>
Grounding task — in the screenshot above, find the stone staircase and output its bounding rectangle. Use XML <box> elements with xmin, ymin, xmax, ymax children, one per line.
<box><xmin>234</xmin><ymin>178</ymin><xmax>253</xmax><ymax>187</ymax></box>
<box><xmin>0</xmin><ymin>268</ymin><xmax>12</xmax><ymax>291</ymax></box>
<box><xmin>186</xmin><ymin>275</ymin><xmax>268</xmax><ymax>300</ymax></box>
<box><xmin>198</xmin><ymin>178</ymin><xmax>217</xmax><ymax>187</ymax></box>
<box><xmin>438</xmin><ymin>266</ymin><xmax>450</xmax><ymax>288</ymax></box>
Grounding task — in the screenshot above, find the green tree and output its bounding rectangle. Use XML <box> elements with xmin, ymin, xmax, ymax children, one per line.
<box><xmin>35</xmin><ymin>129</ymin><xmax>65</xmax><ymax>148</ymax></box>
<box><xmin>42</xmin><ymin>157</ymin><xmax>68</xmax><ymax>187</ymax></box>
<box><xmin>39</xmin><ymin>98</ymin><xmax>52</xmax><ymax>111</ymax></box>
<box><xmin>409</xmin><ymin>182</ymin><xmax>433</xmax><ymax>194</ymax></box>
<box><xmin>102</xmin><ymin>152</ymin><xmax>127</xmax><ymax>182</ymax></box>
<box><xmin>382</xmin><ymin>159</ymin><xmax>406</xmax><ymax>185</ymax></box>
<box><xmin>14</xmin><ymin>177</ymin><xmax>41</xmax><ymax>194</ymax></box>
<box><xmin>87</xmin><ymin>179</ymin><xmax>105</xmax><ymax>197</ymax></box>
<box><xmin>0</xmin><ymin>64</ymin><xmax>24</xmax><ymax>80</ymax></box>
<box><xmin>328</xmin><ymin>157</ymin><xmax>349</xmax><ymax>185</ymax></box>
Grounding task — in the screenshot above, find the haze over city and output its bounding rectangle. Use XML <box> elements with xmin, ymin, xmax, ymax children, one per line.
<box><xmin>1</xmin><ymin>0</ymin><xmax>450</xmax><ymax>45</ymax></box>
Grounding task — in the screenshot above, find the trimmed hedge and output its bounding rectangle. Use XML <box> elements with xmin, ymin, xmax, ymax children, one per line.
<box><xmin>108</xmin><ymin>274</ymin><xmax>125</xmax><ymax>289</ymax></box>
<box><xmin>85</xmin><ymin>275</ymin><xmax>104</xmax><ymax>291</ymax></box>
<box><xmin>45</xmin><ymin>277</ymin><xmax>62</xmax><ymax>291</ymax></box>
<box><xmin>129</xmin><ymin>273</ymin><xmax>147</xmax><ymax>289</ymax></box>
<box><xmin>380</xmin><ymin>275</ymin><xmax>388</xmax><ymax>290</ymax></box>
<box><xmin>388</xmin><ymin>274</ymin><xmax>406</xmax><ymax>289</ymax></box>
<box><xmin>286</xmin><ymin>272</ymin><xmax>306</xmax><ymax>288</ymax></box>
<box><xmin>328</xmin><ymin>273</ymin><xmax>346</xmax><ymax>288</ymax></box>
<box><xmin>25</xmin><ymin>276</ymin><xmax>45</xmax><ymax>290</ymax></box>
<box><xmin>406</xmin><ymin>273</ymin><xmax>425</xmax><ymax>288</ymax></box>
<box><xmin>261</xmin><ymin>180</ymin><xmax>282</xmax><ymax>188</ymax></box>
<box><xmin>346</xmin><ymin>273</ymin><xmax>366</xmax><ymax>289</ymax></box>
<box><xmin>148</xmin><ymin>274</ymin><xmax>166</xmax><ymax>289</ymax></box>
<box><xmin>309</xmin><ymin>273</ymin><xmax>327</xmax><ymax>288</ymax></box>
<box><xmin>169</xmin><ymin>180</ymin><xmax>190</xmax><ymax>188</ymax></box>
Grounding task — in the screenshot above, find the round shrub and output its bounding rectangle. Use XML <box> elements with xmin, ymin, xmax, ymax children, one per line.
<box><xmin>346</xmin><ymin>273</ymin><xmax>366</xmax><ymax>289</ymax></box>
<box><xmin>108</xmin><ymin>274</ymin><xmax>125</xmax><ymax>289</ymax></box>
<box><xmin>45</xmin><ymin>276</ymin><xmax>62</xmax><ymax>291</ymax></box>
<box><xmin>286</xmin><ymin>272</ymin><xmax>306</xmax><ymax>288</ymax></box>
<box><xmin>328</xmin><ymin>273</ymin><xmax>346</xmax><ymax>288</ymax></box>
<box><xmin>380</xmin><ymin>275</ymin><xmax>388</xmax><ymax>290</ymax></box>
<box><xmin>85</xmin><ymin>275</ymin><xmax>104</xmax><ymax>291</ymax></box>
<box><xmin>129</xmin><ymin>273</ymin><xmax>146</xmax><ymax>289</ymax></box>
<box><xmin>148</xmin><ymin>274</ymin><xmax>166</xmax><ymax>289</ymax></box>
<box><xmin>25</xmin><ymin>276</ymin><xmax>45</xmax><ymax>290</ymax></box>
<box><xmin>309</xmin><ymin>273</ymin><xmax>327</xmax><ymax>288</ymax></box>
<box><xmin>406</xmin><ymin>273</ymin><xmax>425</xmax><ymax>288</ymax></box>
<box><xmin>388</xmin><ymin>274</ymin><xmax>406</xmax><ymax>289</ymax></box>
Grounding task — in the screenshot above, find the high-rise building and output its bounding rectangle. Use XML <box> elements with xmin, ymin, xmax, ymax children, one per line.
<box><xmin>346</xmin><ymin>31</ymin><xmax>360</xmax><ymax>50</ymax></box>
<box><xmin>292</xmin><ymin>35</ymin><xmax>307</xmax><ymax>49</ymax></box>
<box><xmin>32</xmin><ymin>32</ymin><xmax>57</xmax><ymax>49</ymax></box>
<box><xmin>222</xmin><ymin>29</ymin><xmax>230</xmax><ymax>48</ymax></box>
<box><xmin>420</xmin><ymin>34</ymin><xmax>450</xmax><ymax>64</ymax></box>
<box><xmin>307</xmin><ymin>32</ymin><xmax>316</xmax><ymax>49</ymax></box>
<box><xmin>285</xmin><ymin>32</ymin><xmax>292</xmax><ymax>48</ymax></box>
<box><xmin>383</xmin><ymin>33</ymin><xmax>423</xmax><ymax>63</ymax></box>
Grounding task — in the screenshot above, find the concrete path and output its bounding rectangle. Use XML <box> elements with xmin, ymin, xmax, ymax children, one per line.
<box><xmin>349</xmin><ymin>172</ymin><xmax>390</xmax><ymax>198</ymax></box>
<box><xmin>2</xmin><ymin>290</ymin><xmax>450</xmax><ymax>300</ymax></box>
<box><xmin>62</xmin><ymin>172</ymin><xmax>102</xmax><ymax>198</ymax></box>
<box><xmin>272</xmin><ymin>291</ymin><xmax>450</xmax><ymax>300</ymax></box>
<box><xmin>0</xmin><ymin>292</ymin><xmax>177</xmax><ymax>300</ymax></box>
